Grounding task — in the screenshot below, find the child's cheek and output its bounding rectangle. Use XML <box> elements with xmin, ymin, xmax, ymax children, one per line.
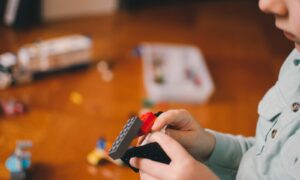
<box><xmin>294</xmin><ymin>22</ymin><xmax>300</xmax><ymax>40</ymax></box>
<box><xmin>291</xmin><ymin>15</ymin><xmax>300</xmax><ymax>50</ymax></box>
<box><xmin>295</xmin><ymin>43</ymin><xmax>300</xmax><ymax>52</ymax></box>
<box><xmin>293</xmin><ymin>12</ymin><xmax>300</xmax><ymax>39</ymax></box>
<box><xmin>293</xmin><ymin>25</ymin><xmax>300</xmax><ymax>50</ymax></box>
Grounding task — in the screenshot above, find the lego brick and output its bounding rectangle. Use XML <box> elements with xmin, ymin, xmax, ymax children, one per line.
<box><xmin>121</xmin><ymin>142</ymin><xmax>171</xmax><ymax>172</ymax></box>
<box><xmin>109</xmin><ymin>116</ymin><xmax>143</xmax><ymax>160</ymax></box>
<box><xmin>138</xmin><ymin>112</ymin><xmax>157</xmax><ymax>136</ymax></box>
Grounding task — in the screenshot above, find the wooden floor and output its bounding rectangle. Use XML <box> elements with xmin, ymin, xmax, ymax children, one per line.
<box><xmin>0</xmin><ymin>1</ymin><xmax>294</xmax><ymax>179</ymax></box>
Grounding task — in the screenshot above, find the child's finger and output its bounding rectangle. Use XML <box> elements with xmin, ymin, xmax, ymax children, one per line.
<box><xmin>130</xmin><ymin>157</ymin><xmax>170</xmax><ymax>179</ymax></box>
<box><xmin>152</xmin><ymin>109</ymin><xmax>189</xmax><ymax>131</ymax></box>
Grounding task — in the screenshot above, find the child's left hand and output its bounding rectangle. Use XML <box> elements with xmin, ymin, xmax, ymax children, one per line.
<box><xmin>130</xmin><ymin>132</ymin><xmax>219</xmax><ymax>180</ymax></box>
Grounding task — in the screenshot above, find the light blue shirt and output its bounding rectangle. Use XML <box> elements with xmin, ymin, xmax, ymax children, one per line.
<box><xmin>206</xmin><ymin>49</ymin><xmax>300</xmax><ymax>180</ymax></box>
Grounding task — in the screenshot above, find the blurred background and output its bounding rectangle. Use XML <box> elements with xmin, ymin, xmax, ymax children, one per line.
<box><xmin>0</xmin><ymin>0</ymin><xmax>294</xmax><ymax>179</ymax></box>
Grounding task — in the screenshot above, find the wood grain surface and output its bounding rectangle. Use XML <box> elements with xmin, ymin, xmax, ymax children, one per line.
<box><xmin>0</xmin><ymin>1</ymin><xmax>293</xmax><ymax>179</ymax></box>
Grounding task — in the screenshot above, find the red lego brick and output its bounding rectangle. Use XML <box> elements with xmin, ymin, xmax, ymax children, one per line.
<box><xmin>138</xmin><ymin>112</ymin><xmax>157</xmax><ymax>136</ymax></box>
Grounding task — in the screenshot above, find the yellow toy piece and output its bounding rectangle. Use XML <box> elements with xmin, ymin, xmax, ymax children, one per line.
<box><xmin>87</xmin><ymin>149</ymin><xmax>105</xmax><ymax>165</ymax></box>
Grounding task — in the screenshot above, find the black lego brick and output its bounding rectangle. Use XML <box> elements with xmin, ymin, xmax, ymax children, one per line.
<box><xmin>109</xmin><ymin>116</ymin><xmax>143</xmax><ymax>159</ymax></box>
<box><xmin>121</xmin><ymin>142</ymin><xmax>171</xmax><ymax>172</ymax></box>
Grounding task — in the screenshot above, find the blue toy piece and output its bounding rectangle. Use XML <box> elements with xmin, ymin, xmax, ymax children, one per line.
<box><xmin>5</xmin><ymin>155</ymin><xmax>23</xmax><ymax>173</ymax></box>
<box><xmin>96</xmin><ymin>138</ymin><xmax>106</xmax><ymax>150</ymax></box>
<box><xmin>132</xmin><ymin>46</ymin><xmax>142</xmax><ymax>58</ymax></box>
<box><xmin>5</xmin><ymin>141</ymin><xmax>32</xmax><ymax>180</ymax></box>
<box><xmin>5</xmin><ymin>155</ymin><xmax>31</xmax><ymax>180</ymax></box>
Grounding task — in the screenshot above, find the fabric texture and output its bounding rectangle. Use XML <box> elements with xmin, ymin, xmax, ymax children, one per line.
<box><xmin>206</xmin><ymin>49</ymin><xmax>300</xmax><ymax>180</ymax></box>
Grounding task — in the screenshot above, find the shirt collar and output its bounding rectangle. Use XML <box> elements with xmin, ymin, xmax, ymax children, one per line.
<box><xmin>277</xmin><ymin>49</ymin><xmax>300</xmax><ymax>103</ymax></box>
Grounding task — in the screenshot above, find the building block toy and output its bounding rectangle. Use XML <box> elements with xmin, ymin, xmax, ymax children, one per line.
<box><xmin>138</xmin><ymin>112</ymin><xmax>157</xmax><ymax>136</ymax></box>
<box><xmin>0</xmin><ymin>53</ymin><xmax>16</xmax><ymax>89</ymax></box>
<box><xmin>5</xmin><ymin>141</ymin><xmax>32</xmax><ymax>180</ymax></box>
<box><xmin>121</xmin><ymin>142</ymin><xmax>171</xmax><ymax>172</ymax></box>
<box><xmin>109</xmin><ymin>112</ymin><xmax>171</xmax><ymax>172</ymax></box>
<box><xmin>0</xmin><ymin>35</ymin><xmax>93</xmax><ymax>89</ymax></box>
<box><xmin>87</xmin><ymin>138</ymin><xmax>123</xmax><ymax>166</ymax></box>
<box><xmin>0</xmin><ymin>99</ymin><xmax>26</xmax><ymax>117</ymax></box>
<box><xmin>109</xmin><ymin>116</ymin><xmax>143</xmax><ymax>160</ymax></box>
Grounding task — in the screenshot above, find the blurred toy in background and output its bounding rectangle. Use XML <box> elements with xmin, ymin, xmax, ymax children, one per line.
<box><xmin>136</xmin><ymin>43</ymin><xmax>214</xmax><ymax>104</ymax></box>
<box><xmin>185</xmin><ymin>67</ymin><xmax>202</xmax><ymax>86</ymax></box>
<box><xmin>0</xmin><ymin>34</ymin><xmax>93</xmax><ymax>89</ymax></box>
<box><xmin>152</xmin><ymin>57</ymin><xmax>165</xmax><ymax>85</ymax></box>
<box><xmin>0</xmin><ymin>99</ymin><xmax>26</xmax><ymax>117</ymax></box>
<box><xmin>16</xmin><ymin>34</ymin><xmax>93</xmax><ymax>83</ymax></box>
<box><xmin>0</xmin><ymin>64</ymin><xmax>13</xmax><ymax>90</ymax></box>
<box><xmin>69</xmin><ymin>91</ymin><xmax>83</xmax><ymax>106</ymax></box>
<box><xmin>96</xmin><ymin>60</ymin><xmax>114</xmax><ymax>82</ymax></box>
<box><xmin>5</xmin><ymin>140</ymin><xmax>32</xmax><ymax>180</ymax></box>
<box><xmin>87</xmin><ymin>137</ymin><xmax>123</xmax><ymax>166</ymax></box>
<box><xmin>139</xmin><ymin>98</ymin><xmax>154</xmax><ymax>116</ymax></box>
<box><xmin>0</xmin><ymin>53</ymin><xmax>17</xmax><ymax>89</ymax></box>
<box><xmin>131</xmin><ymin>46</ymin><xmax>142</xmax><ymax>58</ymax></box>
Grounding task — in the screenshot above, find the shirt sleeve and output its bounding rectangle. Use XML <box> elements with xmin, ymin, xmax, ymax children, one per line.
<box><xmin>204</xmin><ymin>130</ymin><xmax>255</xmax><ymax>180</ymax></box>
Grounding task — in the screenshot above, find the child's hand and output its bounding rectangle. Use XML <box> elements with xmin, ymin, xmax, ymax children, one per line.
<box><xmin>144</xmin><ymin>109</ymin><xmax>215</xmax><ymax>161</ymax></box>
<box><xmin>131</xmin><ymin>132</ymin><xmax>219</xmax><ymax>180</ymax></box>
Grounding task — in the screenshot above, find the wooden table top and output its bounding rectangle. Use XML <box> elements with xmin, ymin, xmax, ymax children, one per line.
<box><xmin>0</xmin><ymin>1</ymin><xmax>293</xmax><ymax>179</ymax></box>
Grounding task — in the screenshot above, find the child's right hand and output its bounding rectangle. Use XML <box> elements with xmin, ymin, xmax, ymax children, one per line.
<box><xmin>132</xmin><ymin>132</ymin><xmax>219</xmax><ymax>180</ymax></box>
<box><xmin>148</xmin><ymin>109</ymin><xmax>216</xmax><ymax>162</ymax></box>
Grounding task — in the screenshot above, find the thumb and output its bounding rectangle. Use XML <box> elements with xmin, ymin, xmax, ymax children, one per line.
<box><xmin>152</xmin><ymin>109</ymin><xmax>195</xmax><ymax>132</ymax></box>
